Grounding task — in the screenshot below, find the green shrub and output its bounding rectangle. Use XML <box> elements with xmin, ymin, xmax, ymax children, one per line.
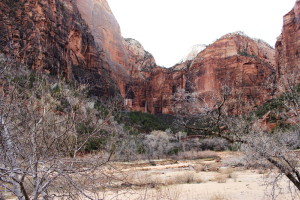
<box><xmin>255</xmin><ymin>98</ymin><xmax>284</xmax><ymax>118</ymax></box>
<box><xmin>137</xmin><ymin>144</ymin><xmax>146</xmax><ymax>154</ymax></box>
<box><xmin>116</xmin><ymin>112</ymin><xmax>180</xmax><ymax>134</ymax></box>
<box><xmin>84</xmin><ymin>138</ymin><xmax>106</xmax><ymax>152</ymax></box>
<box><xmin>51</xmin><ymin>84</ymin><xmax>62</xmax><ymax>98</ymax></box>
<box><xmin>76</xmin><ymin>122</ymin><xmax>95</xmax><ymax>135</ymax></box>
<box><xmin>127</xmin><ymin>111</ymin><xmax>169</xmax><ymax>132</ymax></box>
<box><xmin>94</xmin><ymin>100</ymin><xmax>109</xmax><ymax>117</ymax></box>
<box><xmin>238</xmin><ymin>48</ymin><xmax>256</xmax><ymax>58</ymax></box>
<box><xmin>168</xmin><ymin>147</ymin><xmax>181</xmax><ymax>156</ymax></box>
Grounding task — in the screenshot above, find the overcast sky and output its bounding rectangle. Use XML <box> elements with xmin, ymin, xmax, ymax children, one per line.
<box><xmin>108</xmin><ymin>0</ymin><xmax>296</xmax><ymax>67</ymax></box>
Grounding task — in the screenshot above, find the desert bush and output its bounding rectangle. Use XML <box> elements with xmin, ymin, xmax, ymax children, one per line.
<box><xmin>143</xmin><ymin>131</ymin><xmax>176</xmax><ymax>159</ymax></box>
<box><xmin>83</xmin><ymin>137</ymin><xmax>106</xmax><ymax>152</ymax></box>
<box><xmin>193</xmin><ymin>164</ymin><xmax>206</xmax><ymax>173</ymax></box>
<box><xmin>255</xmin><ymin>97</ymin><xmax>285</xmax><ymax>118</ymax></box>
<box><xmin>213</xmin><ymin>174</ymin><xmax>228</xmax><ymax>183</ymax></box>
<box><xmin>223</xmin><ymin>153</ymin><xmax>274</xmax><ymax>170</ymax></box>
<box><xmin>165</xmin><ymin>172</ymin><xmax>203</xmax><ymax>185</ymax></box>
<box><xmin>199</xmin><ymin>138</ymin><xmax>230</xmax><ymax>151</ymax></box>
<box><xmin>275</xmin><ymin>131</ymin><xmax>300</xmax><ymax>149</ymax></box>
<box><xmin>219</xmin><ymin>167</ymin><xmax>238</xmax><ymax>181</ymax></box>
<box><xmin>219</xmin><ymin>167</ymin><xmax>234</xmax><ymax>174</ymax></box>
<box><xmin>223</xmin><ymin>156</ymin><xmax>247</xmax><ymax>167</ymax></box>
<box><xmin>113</xmin><ymin>134</ymin><xmax>145</xmax><ymax>161</ymax></box>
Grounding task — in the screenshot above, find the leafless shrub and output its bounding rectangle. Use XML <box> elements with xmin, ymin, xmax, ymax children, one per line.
<box><xmin>199</xmin><ymin>138</ymin><xmax>230</xmax><ymax>151</ymax></box>
<box><xmin>223</xmin><ymin>154</ymin><xmax>273</xmax><ymax>170</ymax></box>
<box><xmin>0</xmin><ymin>56</ymin><xmax>130</xmax><ymax>199</ymax></box>
<box><xmin>143</xmin><ymin>130</ymin><xmax>176</xmax><ymax>160</ymax></box>
<box><xmin>223</xmin><ymin>156</ymin><xmax>248</xmax><ymax>167</ymax></box>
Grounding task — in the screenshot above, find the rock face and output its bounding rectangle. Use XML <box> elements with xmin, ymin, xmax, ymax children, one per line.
<box><xmin>74</xmin><ymin>1</ymin><xmax>157</xmax><ymax>98</ymax></box>
<box><xmin>0</xmin><ymin>0</ymin><xmax>157</xmax><ymax>100</ymax></box>
<box><xmin>124</xmin><ymin>67</ymin><xmax>186</xmax><ymax>114</ymax></box>
<box><xmin>275</xmin><ymin>0</ymin><xmax>300</xmax><ymax>80</ymax></box>
<box><xmin>75</xmin><ymin>0</ymin><xmax>127</xmax><ymax>67</ymax></box>
<box><xmin>123</xmin><ymin>38</ymin><xmax>156</xmax><ymax>74</ymax></box>
<box><xmin>181</xmin><ymin>44</ymin><xmax>207</xmax><ymax>63</ymax></box>
<box><xmin>0</xmin><ymin>0</ymin><xmax>278</xmax><ymax>115</ymax></box>
<box><xmin>187</xmin><ymin>32</ymin><xmax>276</xmax><ymax>113</ymax></box>
<box><xmin>126</xmin><ymin>32</ymin><xmax>276</xmax><ymax>114</ymax></box>
<box><xmin>0</xmin><ymin>0</ymin><xmax>117</xmax><ymax>97</ymax></box>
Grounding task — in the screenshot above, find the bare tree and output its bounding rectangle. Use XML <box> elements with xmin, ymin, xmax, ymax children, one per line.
<box><xmin>173</xmin><ymin>79</ymin><xmax>300</xmax><ymax>198</ymax></box>
<box><xmin>0</xmin><ymin>55</ymin><xmax>126</xmax><ymax>199</ymax></box>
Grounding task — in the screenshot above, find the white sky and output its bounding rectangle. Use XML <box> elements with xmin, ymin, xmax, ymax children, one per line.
<box><xmin>108</xmin><ymin>0</ymin><xmax>296</xmax><ymax>67</ymax></box>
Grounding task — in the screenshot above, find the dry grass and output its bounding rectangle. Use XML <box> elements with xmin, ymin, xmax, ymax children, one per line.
<box><xmin>124</xmin><ymin>171</ymin><xmax>204</xmax><ymax>187</ymax></box>
<box><xmin>125</xmin><ymin>172</ymin><xmax>159</xmax><ymax>187</ymax></box>
<box><xmin>219</xmin><ymin>167</ymin><xmax>238</xmax><ymax>181</ymax></box>
<box><xmin>219</xmin><ymin>167</ymin><xmax>234</xmax><ymax>174</ymax></box>
<box><xmin>209</xmin><ymin>167</ymin><xmax>238</xmax><ymax>183</ymax></box>
<box><xmin>175</xmin><ymin>151</ymin><xmax>220</xmax><ymax>161</ymax></box>
<box><xmin>228</xmin><ymin>172</ymin><xmax>238</xmax><ymax>181</ymax></box>
<box><xmin>257</xmin><ymin>169</ymin><xmax>268</xmax><ymax>174</ymax></box>
<box><xmin>165</xmin><ymin>172</ymin><xmax>204</xmax><ymax>185</ymax></box>
<box><xmin>210</xmin><ymin>193</ymin><xmax>231</xmax><ymax>200</ymax></box>
<box><xmin>193</xmin><ymin>162</ymin><xmax>221</xmax><ymax>172</ymax></box>
<box><xmin>213</xmin><ymin>174</ymin><xmax>228</xmax><ymax>183</ymax></box>
<box><xmin>0</xmin><ymin>189</ymin><xmax>15</xmax><ymax>200</ymax></box>
<box><xmin>193</xmin><ymin>164</ymin><xmax>206</xmax><ymax>173</ymax></box>
<box><xmin>151</xmin><ymin>186</ymin><xmax>181</xmax><ymax>200</ymax></box>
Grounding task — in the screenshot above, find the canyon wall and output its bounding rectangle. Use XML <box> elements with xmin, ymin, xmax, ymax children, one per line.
<box><xmin>0</xmin><ymin>0</ymin><xmax>118</xmax><ymax>97</ymax></box>
<box><xmin>187</xmin><ymin>33</ymin><xmax>276</xmax><ymax>114</ymax></box>
<box><xmin>74</xmin><ymin>1</ymin><xmax>158</xmax><ymax>98</ymax></box>
<box><xmin>276</xmin><ymin>0</ymin><xmax>300</xmax><ymax>82</ymax></box>
<box><xmin>0</xmin><ymin>0</ymin><xmax>158</xmax><ymax>100</ymax></box>
<box><xmin>125</xmin><ymin>32</ymin><xmax>276</xmax><ymax>114</ymax></box>
<box><xmin>1</xmin><ymin>0</ymin><xmax>292</xmax><ymax>116</ymax></box>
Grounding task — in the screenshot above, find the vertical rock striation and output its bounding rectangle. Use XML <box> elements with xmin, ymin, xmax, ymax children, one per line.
<box><xmin>0</xmin><ymin>0</ymin><xmax>278</xmax><ymax>115</ymax></box>
<box><xmin>0</xmin><ymin>0</ymin><xmax>117</xmax><ymax>97</ymax></box>
<box><xmin>126</xmin><ymin>32</ymin><xmax>276</xmax><ymax>114</ymax></box>
<box><xmin>276</xmin><ymin>0</ymin><xmax>300</xmax><ymax>81</ymax></box>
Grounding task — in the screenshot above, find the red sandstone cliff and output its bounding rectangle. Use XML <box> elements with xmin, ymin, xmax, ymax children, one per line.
<box><xmin>276</xmin><ymin>0</ymin><xmax>300</xmax><ymax>81</ymax></box>
<box><xmin>125</xmin><ymin>32</ymin><xmax>276</xmax><ymax>114</ymax></box>
<box><xmin>0</xmin><ymin>0</ymin><xmax>118</xmax><ymax>96</ymax></box>
<box><xmin>0</xmin><ymin>0</ymin><xmax>278</xmax><ymax>115</ymax></box>
<box><xmin>74</xmin><ymin>1</ymin><xmax>158</xmax><ymax>98</ymax></box>
<box><xmin>187</xmin><ymin>32</ymin><xmax>276</xmax><ymax>114</ymax></box>
<box><xmin>0</xmin><ymin>0</ymin><xmax>158</xmax><ymax>100</ymax></box>
<box><xmin>75</xmin><ymin>0</ymin><xmax>129</xmax><ymax>73</ymax></box>
<box><xmin>123</xmin><ymin>38</ymin><xmax>156</xmax><ymax>75</ymax></box>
